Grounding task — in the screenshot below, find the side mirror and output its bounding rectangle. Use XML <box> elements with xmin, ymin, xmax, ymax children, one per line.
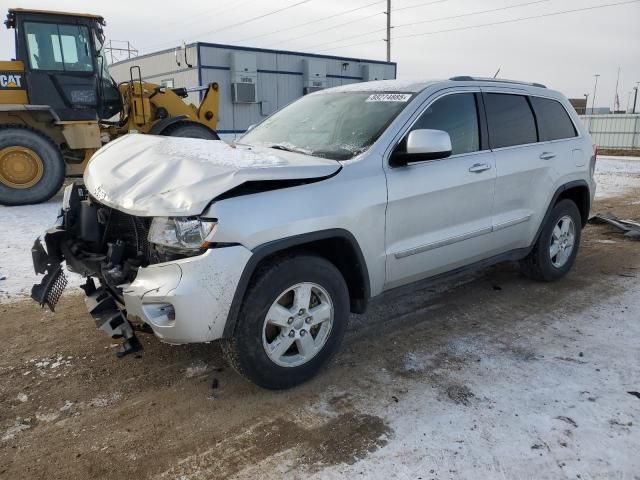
<box><xmin>390</xmin><ymin>129</ymin><xmax>452</xmax><ymax>167</ymax></box>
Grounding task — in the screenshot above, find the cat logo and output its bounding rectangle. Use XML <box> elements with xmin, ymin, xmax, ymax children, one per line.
<box><xmin>0</xmin><ymin>73</ymin><xmax>23</xmax><ymax>89</ymax></box>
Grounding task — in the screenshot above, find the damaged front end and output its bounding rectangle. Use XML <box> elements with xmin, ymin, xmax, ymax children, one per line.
<box><xmin>31</xmin><ymin>183</ymin><xmax>166</xmax><ymax>357</ymax></box>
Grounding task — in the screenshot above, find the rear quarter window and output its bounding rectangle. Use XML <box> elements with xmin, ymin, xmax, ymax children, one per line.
<box><xmin>484</xmin><ymin>93</ymin><xmax>537</xmax><ymax>149</ymax></box>
<box><xmin>530</xmin><ymin>96</ymin><xmax>577</xmax><ymax>141</ymax></box>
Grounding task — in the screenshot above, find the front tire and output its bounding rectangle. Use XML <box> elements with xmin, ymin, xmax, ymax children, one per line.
<box><xmin>0</xmin><ymin>127</ymin><xmax>65</xmax><ymax>206</ymax></box>
<box><xmin>520</xmin><ymin>199</ymin><xmax>582</xmax><ymax>281</ymax></box>
<box><xmin>222</xmin><ymin>255</ymin><xmax>350</xmax><ymax>389</ymax></box>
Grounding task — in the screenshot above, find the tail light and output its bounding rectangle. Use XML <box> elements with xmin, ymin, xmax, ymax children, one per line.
<box><xmin>589</xmin><ymin>144</ymin><xmax>597</xmax><ymax>178</ymax></box>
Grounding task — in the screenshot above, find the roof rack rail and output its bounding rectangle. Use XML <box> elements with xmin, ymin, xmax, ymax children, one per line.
<box><xmin>449</xmin><ymin>76</ymin><xmax>547</xmax><ymax>89</ymax></box>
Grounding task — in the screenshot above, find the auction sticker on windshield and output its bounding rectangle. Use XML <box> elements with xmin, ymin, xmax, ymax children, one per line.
<box><xmin>366</xmin><ymin>93</ymin><xmax>412</xmax><ymax>102</ymax></box>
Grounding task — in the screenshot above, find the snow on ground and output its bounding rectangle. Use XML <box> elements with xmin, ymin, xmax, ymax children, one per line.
<box><xmin>308</xmin><ymin>277</ymin><xmax>640</xmax><ymax>480</ymax></box>
<box><xmin>0</xmin><ymin>189</ymin><xmax>83</xmax><ymax>302</ymax></box>
<box><xmin>595</xmin><ymin>155</ymin><xmax>640</xmax><ymax>199</ymax></box>
<box><xmin>0</xmin><ymin>156</ymin><xmax>638</xmax><ymax>301</ymax></box>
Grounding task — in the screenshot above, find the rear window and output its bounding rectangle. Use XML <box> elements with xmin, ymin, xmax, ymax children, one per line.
<box><xmin>484</xmin><ymin>93</ymin><xmax>537</xmax><ymax>149</ymax></box>
<box><xmin>530</xmin><ymin>96</ymin><xmax>577</xmax><ymax>141</ymax></box>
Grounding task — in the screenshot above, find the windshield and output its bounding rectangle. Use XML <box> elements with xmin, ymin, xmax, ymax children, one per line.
<box><xmin>24</xmin><ymin>21</ymin><xmax>94</xmax><ymax>72</ymax></box>
<box><xmin>240</xmin><ymin>92</ymin><xmax>414</xmax><ymax>160</ymax></box>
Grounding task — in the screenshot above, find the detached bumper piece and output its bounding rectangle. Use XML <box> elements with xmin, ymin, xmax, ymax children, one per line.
<box><xmin>589</xmin><ymin>212</ymin><xmax>640</xmax><ymax>240</ymax></box>
<box><xmin>83</xmin><ymin>280</ymin><xmax>143</xmax><ymax>358</ymax></box>
<box><xmin>31</xmin><ymin>237</ymin><xmax>67</xmax><ymax>311</ymax></box>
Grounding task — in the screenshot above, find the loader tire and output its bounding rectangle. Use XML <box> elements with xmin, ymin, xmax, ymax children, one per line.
<box><xmin>162</xmin><ymin>122</ymin><xmax>219</xmax><ymax>140</ymax></box>
<box><xmin>0</xmin><ymin>126</ymin><xmax>65</xmax><ymax>206</ymax></box>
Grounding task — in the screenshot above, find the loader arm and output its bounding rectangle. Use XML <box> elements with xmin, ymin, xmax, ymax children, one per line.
<box><xmin>117</xmin><ymin>81</ymin><xmax>219</xmax><ymax>135</ymax></box>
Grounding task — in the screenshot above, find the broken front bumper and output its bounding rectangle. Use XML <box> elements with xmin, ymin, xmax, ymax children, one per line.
<box><xmin>122</xmin><ymin>246</ymin><xmax>252</xmax><ymax>344</ymax></box>
<box><xmin>31</xmin><ymin>227</ymin><xmax>67</xmax><ymax>311</ymax></box>
<box><xmin>32</xmin><ymin>229</ymin><xmax>252</xmax><ymax>347</ymax></box>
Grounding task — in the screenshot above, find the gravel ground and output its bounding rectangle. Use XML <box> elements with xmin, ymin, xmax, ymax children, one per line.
<box><xmin>1</xmin><ymin>158</ymin><xmax>639</xmax><ymax>479</ymax></box>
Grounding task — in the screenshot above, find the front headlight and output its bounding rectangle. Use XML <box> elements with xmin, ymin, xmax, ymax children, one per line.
<box><xmin>148</xmin><ymin>217</ymin><xmax>217</xmax><ymax>251</ymax></box>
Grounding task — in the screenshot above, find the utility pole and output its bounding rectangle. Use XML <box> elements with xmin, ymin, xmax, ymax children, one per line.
<box><xmin>385</xmin><ymin>0</ymin><xmax>391</xmax><ymax>62</ymax></box>
<box><xmin>584</xmin><ymin>93</ymin><xmax>589</xmax><ymax>115</ymax></box>
<box><xmin>592</xmin><ymin>74</ymin><xmax>600</xmax><ymax>115</ymax></box>
<box><xmin>633</xmin><ymin>82</ymin><xmax>639</xmax><ymax>114</ymax></box>
<box><xmin>613</xmin><ymin>66</ymin><xmax>621</xmax><ymax>112</ymax></box>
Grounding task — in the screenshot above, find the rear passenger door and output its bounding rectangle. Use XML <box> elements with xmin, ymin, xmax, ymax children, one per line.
<box><xmin>483</xmin><ymin>91</ymin><xmax>577</xmax><ymax>251</ymax></box>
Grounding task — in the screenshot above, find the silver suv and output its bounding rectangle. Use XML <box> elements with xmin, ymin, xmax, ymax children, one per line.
<box><xmin>31</xmin><ymin>77</ymin><xmax>596</xmax><ymax>389</ymax></box>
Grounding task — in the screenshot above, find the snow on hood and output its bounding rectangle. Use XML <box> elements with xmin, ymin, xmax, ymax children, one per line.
<box><xmin>84</xmin><ymin>134</ymin><xmax>340</xmax><ymax>217</ymax></box>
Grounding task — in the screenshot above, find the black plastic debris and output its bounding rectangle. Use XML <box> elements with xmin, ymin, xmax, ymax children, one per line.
<box><xmin>589</xmin><ymin>212</ymin><xmax>640</xmax><ymax>240</ymax></box>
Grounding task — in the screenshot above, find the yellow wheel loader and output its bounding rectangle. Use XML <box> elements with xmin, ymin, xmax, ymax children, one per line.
<box><xmin>0</xmin><ymin>8</ymin><xmax>220</xmax><ymax>206</ymax></box>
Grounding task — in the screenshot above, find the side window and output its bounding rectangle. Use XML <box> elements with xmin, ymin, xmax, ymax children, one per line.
<box><xmin>530</xmin><ymin>96</ymin><xmax>577</xmax><ymax>141</ymax></box>
<box><xmin>411</xmin><ymin>93</ymin><xmax>480</xmax><ymax>155</ymax></box>
<box><xmin>484</xmin><ymin>93</ymin><xmax>537</xmax><ymax>149</ymax></box>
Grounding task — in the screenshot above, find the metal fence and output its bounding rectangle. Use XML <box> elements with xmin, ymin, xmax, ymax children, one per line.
<box><xmin>579</xmin><ymin>114</ymin><xmax>640</xmax><ymax>150</ymax></box>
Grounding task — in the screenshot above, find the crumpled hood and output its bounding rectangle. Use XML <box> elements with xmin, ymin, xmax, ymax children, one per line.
<box><xmin>84</xmin><ymin>134</ymin><xmax>341</xmax><ymax>216</ymax></box>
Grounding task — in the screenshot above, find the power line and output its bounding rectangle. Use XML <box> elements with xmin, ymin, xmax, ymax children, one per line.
<box><xmin>147</xmin><ymin>0</ymin><xmax>314</xmax><ymax>51</ymax></box>
<box><xmin>265</xmin><ymin>10</ymin><xmax>384</xmax><ymax>47</ymax></box>
<box><xmin>268</xmin><ymin>0</ymin><xmax>449</xmax><ymax>49</ymax></box>
<box><xmin>143</xmin><ymin>0</ymin><xmax>258</xmax><ymax>50</ymax></box>
<box><xmin>304</xmin><ymin>0</ymin><xmax>551</xmax><ymax>51</ymax></box>
<box><xmin>196</xmin><ymin>0</ymin><xmax>315</xmax><ymax>37</ymax></box>
<box><xmin>166</xmin><ymin>0</ymin><xmax>259</xmax><ymax>31</ymax></box>
<box><xmin>397</xmin><ymin>0</ymin><xmax>640</xmax><ymax>39</ymax></box>
<box><xmin>317</xmin><ymin>0</ymin><xmax>640</xmax><ymax>53</ymax></box>
<box><xmin>397</xmin><ymin>0</ymin><xmax>550</xmax><ymax>29</ymax></box>
<box><xmin>233</xmin><ymin>0</ymin><xmax>386</xmax><ymax>44</ymax></box>
<box><xmin>394</xmin><ymin>0</ymin><xmax>449</xmax><ymax>12</ymax></box>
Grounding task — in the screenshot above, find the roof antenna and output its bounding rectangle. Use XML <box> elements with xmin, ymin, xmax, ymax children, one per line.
<box><xmin>493</xmin><ymin>67</ymin><xmax>501</xmax><ymax>79</ymax></box>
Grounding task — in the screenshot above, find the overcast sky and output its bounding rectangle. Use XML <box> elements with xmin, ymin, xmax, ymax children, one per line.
<box><xmin>2</xmin><ymin>0</ymin><xmax>639</xmax><ymax>109</ymax></box>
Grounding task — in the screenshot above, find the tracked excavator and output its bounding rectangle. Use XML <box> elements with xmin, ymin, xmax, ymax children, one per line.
<box><xmin>0</xmin><ymin>8</ymin><xmax>220</xmax><ymax>205</ymax></box>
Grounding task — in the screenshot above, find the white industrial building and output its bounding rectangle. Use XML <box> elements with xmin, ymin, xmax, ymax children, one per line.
<box><xmin>109</xmin><ymin>42</ymin><xmax>397</xmax><ymax>139</ymax></box>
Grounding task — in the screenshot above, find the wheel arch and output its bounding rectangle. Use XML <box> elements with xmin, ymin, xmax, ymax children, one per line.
<box><xmin>556</xmin><ymin>182</ymin><xmax>590</xmax><ymax>227</ymax></box>
<box><xmin>223</xmin><ymin>229</ymin><xmax>371</xmax><ymax>338</ymax></box>
<box><xmin>533</xmin><ymin>180</ymin><xmax>591</xmax><ymax>246</ymax></box>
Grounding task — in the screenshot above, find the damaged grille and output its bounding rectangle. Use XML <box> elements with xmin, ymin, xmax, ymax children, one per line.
<box><xmin>98</xmin><ymin>207</ymin><xmax>187</xmax><ymax>266</ymax></box>
<box><xmin>102</xmin><ymin>209</ymin><xmax>152</xmax><ymax>263</ymax></box>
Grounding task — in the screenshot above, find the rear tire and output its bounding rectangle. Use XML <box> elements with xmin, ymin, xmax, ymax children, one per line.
<box><xmin>0</xmin><ymin>126</ymin><xmax>65</xmax><ymax>206</ymax></box>
<box><xmin>520</xmin><ymin>199</ymin><xmax>582</xmax><ymax>282</ymax></box>
<box><xmin>162</xmin><ymin>122</ymin><xmax>219</xmax><ymax>140</ymax></box>
<box><xmin>222</xmin><ymin>254</ymin><xmax>350</xmax><ymax>389</ymax></box>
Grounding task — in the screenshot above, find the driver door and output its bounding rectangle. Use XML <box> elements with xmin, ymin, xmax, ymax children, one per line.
<box><xmin>384</xmin><ymin>91</ymin><xmax>497</xmax><ymax>289</ymax></box>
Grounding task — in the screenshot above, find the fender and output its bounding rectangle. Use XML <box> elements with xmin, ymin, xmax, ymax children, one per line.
<box><xmin>222</xmin><ymin>228</ymin><xmax>370</xmax><ymax>337</ymax></box>
<box><xmin>532</xmin><ymin>179</ymin><xmax>591</xmax><ymax>245</ymax></box>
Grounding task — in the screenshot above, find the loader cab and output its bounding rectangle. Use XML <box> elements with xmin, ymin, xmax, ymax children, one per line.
<box><xmin>6</xmin><ymin>8</ymin><xmax>122</xmax><ymax>121</ymax></box>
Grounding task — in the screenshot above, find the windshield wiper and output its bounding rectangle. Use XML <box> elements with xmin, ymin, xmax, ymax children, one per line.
<box><xmin>267</xmin><ymin>144</ymin><xmax>299</xmax><ymax>153</ymax></box>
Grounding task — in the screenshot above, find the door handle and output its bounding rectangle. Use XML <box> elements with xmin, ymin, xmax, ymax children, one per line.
<box><xmin>539</xmin><ymin>152</ymin><xmax>556</xmax><ymax>160</ymax></box>
<box><xmin>468</xmin><ymin>163</ymin><xmax>491</xmax><ymax>173</ymax></box>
